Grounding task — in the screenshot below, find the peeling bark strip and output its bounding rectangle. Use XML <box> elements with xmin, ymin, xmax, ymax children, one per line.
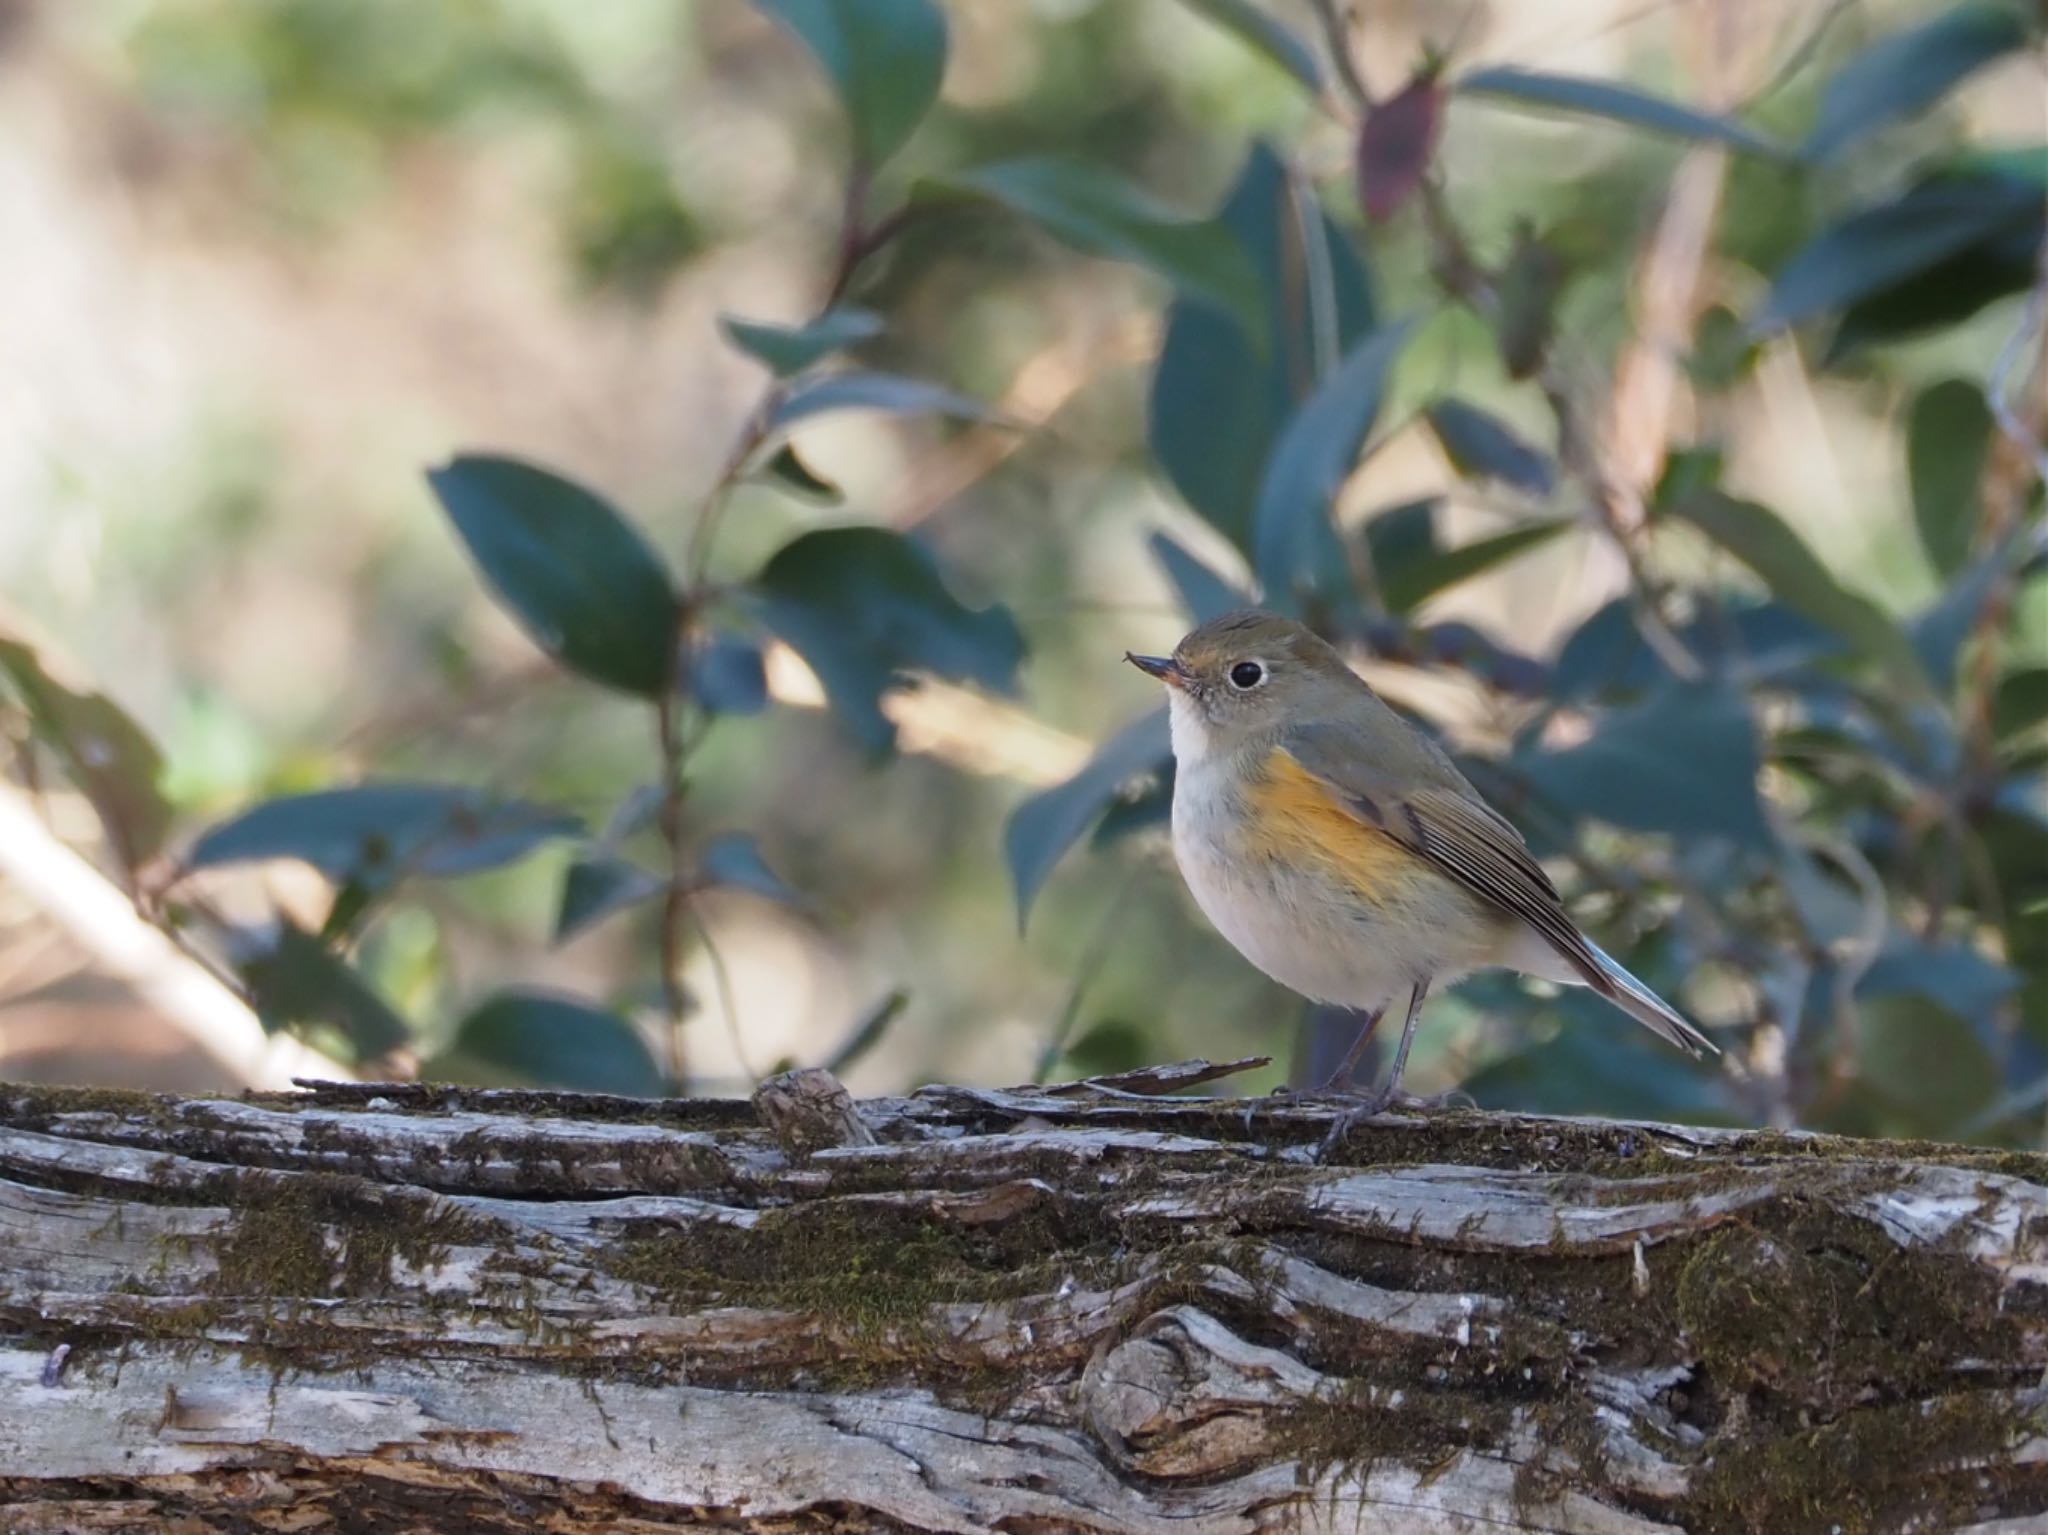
<box><xmin>3</xmin><ymin>1068</ymin><xmax>2048</xmax><ymax>1534</ymax></box>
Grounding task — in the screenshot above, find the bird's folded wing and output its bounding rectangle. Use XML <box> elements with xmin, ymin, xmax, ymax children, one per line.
<box><xmin>1279</xmin><ymin>729</ymin><xmax>1603</xmax><ymax>986</ymax></box>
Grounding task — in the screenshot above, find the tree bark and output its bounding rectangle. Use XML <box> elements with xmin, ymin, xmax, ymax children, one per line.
<box><xmin>3</xmin><ymin>1062</ymin><xmax>2047</xmax><ymax>1534</ymax></box>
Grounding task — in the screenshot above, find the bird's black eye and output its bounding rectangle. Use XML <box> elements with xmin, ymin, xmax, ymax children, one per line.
<box><xmin>1229</xmin><ymin>660</ymin><xmax>1265</xmax><ymax>690</ymax></box>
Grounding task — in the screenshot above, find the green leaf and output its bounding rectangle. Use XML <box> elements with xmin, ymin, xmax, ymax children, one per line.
<box><xmin>189</xmin><ymin>785</ymin><xmax>581</xmax><ymax>886</ymax></box>
<box><xmin>1667</xmin><ymin>491</ymin><xmax>1923</xmax><ymax>682</ymax></box>
<box><xmin>1853</xmin><ymin>994</ymin><xmax>2001</xmax><ymax>1135</ymax></box>
<box><xmin>241</xmin><ymin>921</ymin><xmax>410</xmax><ymax>1061</ymax></box>
<box><xmin>1495</xmin><ymin>226</ymin><xmax>1564</xmax><ymax>380</ymax></box>
<box><xmin>432</xmin><ymin>990</ymin><xmax>661</xmax><ymax>1095</ymax></box>
<box><xmin>427</xmin><ymin>454</ymin><xmax>680</xmax><ymax>698</ymax></box>
<box><xmin>1425</xmin><ymin>400</ymin><xmax>1557</xmax><ymax>497</ymax></box>
<box><xmin>1461</xmin><ymin>985</ymin><xmax>1730</xmax><ymax>1121</ymax></box>
<box><xmin>1149</xmin><ymin>143</ymin><xmax>1377</xmax><ymax>554</ymax></box>
<box><xmin>823</xmin><ymin>988</ymin><xmax>909</xmax><ymax>1074</ymax></box>
<box><xmin>699</xmin><ymin>832</ymin><xmax>798</xmax><ymax>904</ymax></box>
<box><xmin>1171</xmin><ymin>0</ymin><xmax>1321</xmax><ymax>90</ymax></box>
<box><xmin>720</xmin><ymin>307</ymin><xmax>883</xmax><ymax>375</ymax></box>
<box><xmin>1376</xmin><ymin>513</ymin><xmax>1571</xmax><ymax>615</ymax></box>
<box><xmin>1907</xmin><ymin>378</ymin><xmax>1993</xmax><ymax>578</ymax></box>
<box><xmin>1148</xmin><ymin>531</ymin><xmax>1253</xmax><ymax>623</ymax></box>
<box><xmin>1516</xmin><ymin>682</ymin><xmax>1772</xmax><ymax>847</ymax></box>
<box><xmin>769</xmin><ymin>371</ymin><xmax>998</xmax><ymax>430</ymax></box>
<box><xmin>1457</xmin><ymin>66</ymin><xmax>1786</xmax><ymax>155</ymax></box>
<box><xmin>1554</xmin><ymin>597</ymin><xmax>1837</xmax><ymax>698</ymax></box>
<box><xmin>1005</xmin><ymin>708</ymin><xmax>1170</xmax><ymax>924</ymax></box>
<box><xmin>1253</xmin><ymin>321</ymin><xmax>1414</xmax><ymax>600</ymax></box>
<box><xmin>1752</xmin><ymin>174</ymin><xmax>2043</xmax><ymax>334</ymax></box>
<box><xmin>0</xmin><ymin>636</ymin><xmax>170</xmax><ymax>871</ymax></box>
<box><xmin>1860</xmin><ymin>930</ymin><xmax>2019</xmax><ymax>1019</ymax></box>
<box><xmin>1362</xmin><ymin>497</ymin><xmax>1438</xmax><ymax>577</ymax></box>
<box><xmin>689</xmin><ymin>632</ymin><xmax>769</xmax><ymax>715</ymax></box>
<box><xmin>1806</xmin><ymin>2</ymin><xmax>2031</xmax><ymax>160</ymax></box>
<box><xmin>1830</xmin><ymin>219</ymin><xmax>2041</xmax><ymax>356</ymax></box>
<box><xmin>753</xmin><ymin>0</ymin><xmax>946</xmax><ymax>168</ymax></box>
<box><xmin>761</xmin><ymin>443</ymin><xmax>843</xmax><ymax>504</ymax></box>
<box><xmin>555</xmin><ymin>853</ymin><xmax>663</xmax><ymax>943</ymax></box>
<box><xmin>749</xmin><ymin>526</ymin><xmax>1025</xmax><ymax>753</ymax></box>
<box><xmin>1994</xmin><ymin>667</ymin><xmax>2048</xmax><ymax>742</ymax></box>
<box><xmin>937</xmin><ymin>158</ymin><xmax>1262</xmax><ymax>336</ymax></box>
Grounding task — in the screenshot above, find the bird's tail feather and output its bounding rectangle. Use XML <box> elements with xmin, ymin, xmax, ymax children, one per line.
<box><xmin>1585</xmin><ymin>941</ymin><xmax>1718</xmax><ymax>1057</ymax></box>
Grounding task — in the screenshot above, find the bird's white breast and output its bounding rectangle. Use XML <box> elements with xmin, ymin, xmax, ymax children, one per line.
<box><xmin>1165</xmin><ymin>693</ymin><xmax>1515</xmax><ymax>1012</ymax></box>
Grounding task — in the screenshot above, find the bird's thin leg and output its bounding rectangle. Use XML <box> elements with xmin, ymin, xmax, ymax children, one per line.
<box><xmin>1316</xmin><ymin>1005</ymin><xmax>1386</xmax><ymax>1092</ymax></box>
<box><xmin>1379</xmin><ymin>978</ymin><xmax>1429</xmax><ymax>1105</ymax></box>
<box><xmin>1320</xmin><ymin>979</ymin><xmax>1432</xmax><ymax>1157</ymax></box>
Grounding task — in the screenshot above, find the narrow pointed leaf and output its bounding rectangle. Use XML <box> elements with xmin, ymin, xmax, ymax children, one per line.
<box><xmin>720</xmin><ymin>307</ymin><xmax>883</xmax><ymax>375</ymax></box>
<box><xmin>1006</xmin><ymin>708</ymin><xmax>1171</xmax><ymax>923</ymax></box>
<box><xmin>1753</xmin><ymin>174</ymin><xmax>2043</xmax><ymax>334</ymax></box>
<box><xmin>1149</xmin><ymin>531</ymin><xmax>1254</xmax><ymax>623</ymax></box>
<box><xmin>770</xmin><ymin>371</ymin><xmax>998</xmax><ymax>430</ymax></box>
<box><xmin>937</xmin><ymin>159</ymin><xmax>1262</xmax><ymax>336</ymax></box>
<box><xmin>1668</xmin><ymin>492</ymin><xmax>1922</xmax><ymax>681</ymax></box>
<box><xmin>1253</xmin><ymin>321</ymin><xmax>1414</xmax><ymax>599</ymax></box>
<box><xmin>1458</xmin><ymin>66</ymin><xmax>1786</xmax><ymax>155</ymax></box>
<box><xmin>1172</xmin><ymin>0</ymin><xmax>1322</xmax><ymax>90</ymax></box>
<box><xmin>1806</xmin><ymin>2</ymin><xmax>2031</xmax><ymax>160</ymax></box>
<box><xmin>1149</xmin><ymin>143</ymin><xmax>1377</xmax><ymax>553</ymax></box>
<box><xmin>189</xmin><ymin>784</ymin><xmax>581</xmax><ymax>885</ymax></box>
<box><xmin>1382</xmin><ymin>519</ymin><xmax>1571</xmax><ymax>614</ymax></box>
<box><xmin>1425</xmin><ymin>400</ymin><xmax>1557</xmax><ymax>496</ymax></box>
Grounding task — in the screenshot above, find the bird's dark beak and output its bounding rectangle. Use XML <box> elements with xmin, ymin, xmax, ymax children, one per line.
<box><xmin>1125</xmin><ymin>652</ymin><xmax>1187</xmax><ymax>689</ymax></box>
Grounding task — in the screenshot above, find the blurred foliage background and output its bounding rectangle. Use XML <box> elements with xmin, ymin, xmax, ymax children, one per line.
<box><xmin>0</xmin><ymin>0</ymin><xmax>2043</xmax><ymax>1143</ymax></box>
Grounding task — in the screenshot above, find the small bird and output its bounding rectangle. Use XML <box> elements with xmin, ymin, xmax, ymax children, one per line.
<box><xmin>1127</xmin><ymin>610</ymin><xmax>1714</xmax><ymax>1138</ymax></box>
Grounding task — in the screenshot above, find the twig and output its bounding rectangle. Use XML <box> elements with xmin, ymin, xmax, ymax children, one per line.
<box><xmin>0</xmin><ymin>784</ymin><xmax>354</xmax><ymax>1088</ymax></box>
<box><xmin>1419</xmin><ymin>179</ymin><xmax>1705</xmax><ymax>680</ymax></box>
<box><xmin>691</xmin><ymin>903</ymin><xmax>754</xmax><ymax>1085</ymax></box>
<box><xmin>1958</xmin><ymin>233</ymin><xmax>2048</xmax><ymax>798</ymax></box>
<box><xmin>653</xmin><ymin>689</ymin><xmax>691</xmax><ymax>1087</ymax></box>
<box><xmin>1308</xmin><ymin>0</ymin><xmax>1373</xmax><ymax>111</ymax></box>
<box><xmin>656</xmin><ymin>163</ymin><xmax>922</xmax><ymax>1085</ymax></box>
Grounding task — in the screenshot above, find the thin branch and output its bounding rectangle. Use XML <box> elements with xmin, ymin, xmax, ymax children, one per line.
<box><xmin>0</xmin><ymin>784</ymin><xmax>354</xmax><ymax>1088</ymax></box>
<box><xmin>690</xmin><ymin>903</ymin><xmax>754</xmax><ymax>1085</ymax></box>
<box><xmin>1308</xmin><ymin>0</ymin><xmax>1373</xmax><ymax>111</ymax></box>
<box><xmin>653</xmin><ymin>688</ymin><xmax>691</xmax><ymax>1088</ymax></box>
<box><xmin>1988</xmin><ymin>231</ymin><xmax>2048</xmax><ymax>495</ymax></box>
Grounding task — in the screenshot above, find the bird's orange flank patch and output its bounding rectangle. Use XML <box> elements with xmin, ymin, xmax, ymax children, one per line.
<box><xmin>1245</xmin><ymin>748</ymin><xmax>1424</xmax><ymax>903</ymax></box>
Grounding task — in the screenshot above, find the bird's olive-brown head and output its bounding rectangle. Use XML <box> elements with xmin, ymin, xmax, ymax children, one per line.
<box><xmin>1126</xmin><ymin>609</ymin><xmax>1368</xmax><ymax>762</ymax></box>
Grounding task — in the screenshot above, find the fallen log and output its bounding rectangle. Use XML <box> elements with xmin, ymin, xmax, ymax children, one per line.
<box><xmin>3</xmin><ymin>1062</ymin><xmax>2046</xmax><ymax>1533</ymax></box>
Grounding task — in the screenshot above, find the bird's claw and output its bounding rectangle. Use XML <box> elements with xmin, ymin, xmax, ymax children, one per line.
<box><xmin>1316</xmin><ymin>1086</ymin><xmax>1470</xmax><ymax>1159</ymax></box>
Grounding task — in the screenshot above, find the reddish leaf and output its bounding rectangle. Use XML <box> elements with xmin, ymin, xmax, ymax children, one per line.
<box><xmin>1356</xmin><ymin>75</ymin><xmax>1442</xmax><ymax>222</ymax></box>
